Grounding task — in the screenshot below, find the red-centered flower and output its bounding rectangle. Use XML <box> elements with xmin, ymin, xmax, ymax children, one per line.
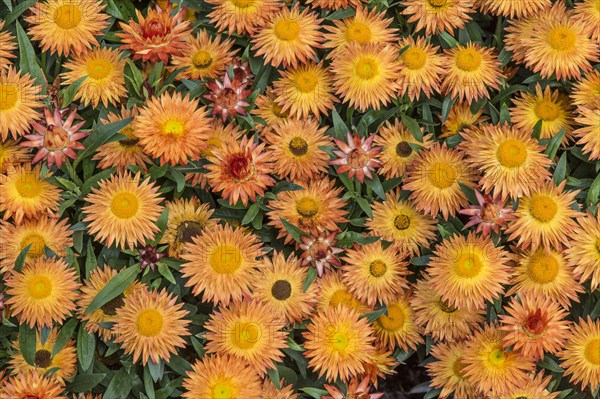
<box><xmin>323</xmin><ymin>377</ymin><xmax>384</xmax><ymax>399</ymax></box>
<box><xmin>204</xmin><ymin>72</ymin><xmax>252</xmax><ymax>122</ymax></box>
<box><xmin>459</xmin><ymin>190</ymin><xmax>515</xmax><ymax>237</ymax></box>
<box><xmin>299</xmin><ymin>232</ymin><xmax>343</xmax><ymax>277</ymax></box>
<box><xmin>21</xmin><ymin>107</ymin><xmax>90</xmax><ymax>168</ymax></box>
<box><xmin>117</xmin><ymin>4</ymin><xmax>192</xmax><ymax>63</ymax></box>
<box><xmin>331</xmin><ymin>133</ymin><xmax>381</xmax><ymax>183</ymax></box>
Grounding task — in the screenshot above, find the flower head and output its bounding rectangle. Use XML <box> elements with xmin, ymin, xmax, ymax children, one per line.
<box><xmin>331</xmin><ymin>133</ymin><xmax>382</xmax><ymax>183</ymax></box>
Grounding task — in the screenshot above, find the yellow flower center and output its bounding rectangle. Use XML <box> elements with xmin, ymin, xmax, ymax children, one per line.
<box><xmin>296</xmin><ymin>197</ymin><xmax>319</xmax><ymax>219</ymax></box>
<box><xmin>496</xmin><ymin>138</ymin><xmax>528</xmax><ymax>168</ymax></box>
<box><xmin>452</xmin><ymin>358</ymin><xmax>466</xmax><ymax>378</ymax></box>
<box><xmin>402</xmin><ymin>47</ymin><xmax>427</xmax><ymax>70</ymax></box>
<box><xmin>86</xmin><ymin>58</ymin><xmax>113</xmax><ymax>80</ymax></box>
<box><xmin>534</xmin><ymin>100</ymin><xmax>561</xmax><ymax>121</ymax></box>
<box><xmin>428</xmin><ymin>0</ymin><xmax>448</xmax><ymax>7</ymax></box>
<box><xmin>584</xmin><ymin>338</ymin><xmax>600</xmax><ymax>365</ymax></box>
<box><xmin>454</xmin><ymin>252</ymin><xmax>483</xmax><ymax>278</ymax></box>
<box><xmin>331</xmin><ymin>330</ymin><xmax>349</xmax><ymax>351</ymax></box>
<box><xmin>330</xmin><ymin>289</ymin><xmax>355</xmax><ymax>307</ymax></box>
<box><xmin>192</xmin><ymin>50</ymin><xmax>213</xmax><ymax>69</ymax></box>
<box><xmin>528</xmin><ymin>250</ymin><xmax>559</xmax><ymax>284</ymax></box>
<box><xmin>136</xmin><ymin>309</ymin><xmax>164</xmax><ymax>337</ymax></box>
<box><xmin>547</xmin><ymin>27</ymin><xmax>576</xmax><ymax>51</ymax></box>
<box><xmin>487</xmin><ymin>348</ymin><xmax>506</xmax><ymax>368</ymax></box>
<box><xmin>345</xmin><ymin>21</ymin><xmax>372</xmax><ymax>43</ymax></box>
<box><xmin>377</xmin><ymin>303</ymin><xmax>406</xmax><ymax>332</ymax></box>
<box><xmin>231</xmin><ymin>322</ymin><xmax>260</xmax><ymax>350</ymax></box>
<box><xmin>162</xmin><ymin>118</ymin><xmax>186</xmax><ymax>137</ymax></box>
<box><xmin>274</xmin><ymin>18</ymin><xmax>300</xmax><ymax>41</ymax></box>
<box><xmin>369</xmin><ymin>259</ymin><xmax>387</xmax><ymax>277</ymax></box>
<box><xmin>230</xmin><ymin>0</ymin><xmax>253</xmax><ymax>8</ymax></box>
<box><xmin>0</xmin><ymin>83</ymin><xmax>18</xmax><ymax>111</ymax></box>
<box><xmin>53</xmin><ymin>4</ymin><xmax>82</xmax><ymax>29</ymax></box>
<box><xmin>428</xmin><ymin>162</ymin><xmax>457</xmax><ymax>189</ymax></box>
<box><xmin>110</xmin><ymin>192</ymin><xmax>140</xmax><ymax>219</ymax></box>
<box><xmin>21</xmin><ymin>233</ymin><xmax>46</xmax><ymax>258</ymax></box>
<box><xmin>15</xmin><ymin>173</ymin><xmax>43</xmax><ymax>198</ymax></box>
<box><xmin>120</xmin><ymin>125</ymin><xmax>136</xmax><ymax>139</ymax></box>
<box><xmin>27</xmin><ymin>275</ymin><xmax>53</xmax><ymax>299</ymax></box>
<box><xmin>528</xmin><ymin>195</ymin><xmax>558</xmax><ymax>223</ymax></box>
<box><xmin>212</xmin><ymin>382</ymin><xmax>236</xmax><ymax>399</ymax></box>
<box><xmin>288</xmin><ymin>136</ymin><xmax>309</xmax><ymax>156</ymax></box>
<box><xmin>394</xmin><ymin>214</ymin><xmax>411</xmax><ymax>230</ymax></box>
<box><xmin>209</xmin><ymin>244</ymin><xmax>242</xmax><ymax>274</ymax></box>
<box><xmin>293</xmin><ymin>71</ymin><xmax>319</xmax><ymax>93</ymax></box>
<box><xmin>354</xmin><ymin>57</ymin><xmax>380</xmax><ymax>80</ymax></box>
<box><xmin>455</xmin><ymin>48</ymin><xmax>482</xmax><ymax>72</ymax></box>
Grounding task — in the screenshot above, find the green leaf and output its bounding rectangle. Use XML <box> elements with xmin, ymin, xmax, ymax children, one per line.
<box><xmin>539</xmin><ymin>356</ymin><xmax>564</xmax><ymax>373</ymax></box>
<box><xmin>104</xmin><ymin>368</ymin><xmax>132</xmax><ymax>399</ymax></box>
<box><xmin>85</xmin><ymin>239</ymin><xmax>97</xmax><ymax>279</ymax></box>
<box><xmin>5</xmin><ymin>0</ymin><xmax>37</xmax><ymax>24</ymax></box>
<box><xmin>587</xmin><ymin>173</ymin><xmax>600</xmax><ymax>206</ymax></box>
<box><xmin>67</xmin><ymin>373</ymin><xmax>106</xmax><ymax>393</ymax></box>
<box><xmin>438</xmin><ymin>31</ymin><xmax>459</xmax><ymax>47</ymax></box>
<box><xmin>301</xmin><ymin>388</ymin><xmax>330</xmax><ymax>399</ymax></box>
<box><xmin>51</xmin><ymin>318</ymin><xmax>77</xmax><ymax>356</ymax></box>
<box><xmin>267</xmin><ymin>367</ymin><xmax>280</xmax><ymax>389</ymax></box>
<box><xmin>280</xmin><ymin>217</ymin><xmax>306</xmax><ymax>242</ymax></box>
<box><xmin>144</xmin><ymin>367</ymin><xmax>156</xmax><ymax>399</ymax></box>
<box><xmin>553</xmin><ymin>152</ymin><xmax>567</xmax><ymax>184</ymax></box>
<box><xmin>242</xmin><ymin>203</ymin><xmax>260</xmax><ymax>225</ymax></box>
<box><xmin>304</xmin><ymin>266</ymin><xmax>318</xmax><ymax>292</ymax></box>
<box><xmin>157</xmin><ymin>262</ymin><xmax>176</xmax><ymax>285</ymax></box>
<box><xmin>147</xmin><ymin>359</ymin><xmax>164</xmax><ymax>383</ymax></box>
<box><xmin>16</xmin><ymin>21</ymin><xmax>46</xmax><ymax>89</ymax></box>
<box><xmin>77</xmin><ymin>325</ymin><xmax>96</xmax><ymax>371</ymax></box>
<box><xmin>106</xmin><ymin>0</ymin><xmax>136</xmax><ymax>21</ymax></box>
<box><xmin>365</xmin><ymin>307</ymin><xmax>388</xmax><ymax>322</ymax></box>
<box><xmin>167</xmin><ymin>355</ymin><xmax>192</xmax><ymax>375</ymax></box>
<box><xmin>365</xmin><ymin>174</ymin><xmax>385</xmax><ymax>200</ymax></box>
<box><xmin>60</xmin><ymin>76</ymin><xmax>86</xmax><ymax>107</ymax></box>
<box><xmin>14</xmin><ymin>243</ymin><xmax>32</xmax><ymax>273</ymax></box>
<box><xmin>543</xmin><ymin>128</ymin><xmax>565</xmax><ymax>160</ymax></box>
<box><xmin>355</xmin><ymin>197</ymin><xmax>373</xmax><ymax>218</ymax></box>
<box><xmin>85</xmin><ymin>265</ymin><xmax>139</xmax><ymax>314</ymax></box>
<box><xmin>441</xmin><ymin>95</ymin><xmax>455</xmax><ymax>124</ymax></box>
<box><xmin>401</xmin><ymin>114</ymin><xmax>423</xmax><ymax>142</ymax></box>
<box><xmin>171</xmin><ymin>168</ymin><xmax>186</xmax><ymax>193</ymax></box>
<box><xmin>19</xmin><ymin>324</ymin><xmax>37</xmax><ymax>366</ymax></box>
<box><xmin>331</xmin><ymin>108</ymin><xmax>348</xmax><ymax>138</ymax></box>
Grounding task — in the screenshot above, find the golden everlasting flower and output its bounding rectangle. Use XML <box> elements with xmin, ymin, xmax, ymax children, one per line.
<box><xmin>0</xmin><ymin>68</ymin><xmax>43</xmax><ymax>141</ymax></box>
<box><xmin>0</xmin><ymin>370</ymin><xmax>67</xmax><ymax>399</ymax></box>
<box><xmin>135</xmin><ymin>92</ymin><xmax>210</xmax><ymax>166</ymax></box>
<box><xmin>401</xmin><ymin>0</ymin><xmax>474</xmax><ymax>36</ymax></box>
<box><xmin>171</xmin><ymin>30</ymin><xmax>236</xmax><ymax>80</ymax></box>
<box><xmin>403</xmin><ymin>142</ymin><xmax>476</xmax><ymax>220</ymax></box>
<box><xmin>506</xmin><ymin>180</ymin><xmax>580</xmax><ymax>252</ymax></box>
<box><xmin>568</xmin><ymin>211</ymin><xmax>600</xmax><ymax>290</ymax></box>
<box><xmin>252</xmin><ymin>5</ymin><xmax>323</xmax><ymax>68</ymax></box>
<box><xmin>427</xmin><ymin>232</ymin><xmax>511</xmax><ymax>310</ymax></box>
<box><xmin>372</xmin><ymin>293</ymin><xmax>424</xmax><ymax>351</ymax></box>
<box><xmin>181</xmin><ymin>224</ymin><xmax>263</xmax><ymax>306</ymax></box>
<box><xmin>331</xmin><ymin>43</ymin><xmax>401</xmax><ymax>111</ymax></box>
<box><xmin>0</xmin><ymin>21</ymin><xmax>16</xmax><ymax>69</ymax></box>
<box><xmin>9</xmin><ymin>328</ymin><xmax>77</xmax><ymax>384</ymax></box>
<box><xmin>397</xmin><ymin>36</ymin><xmax>444</xmax><ymax>101</ymax></box>
<box><xmin>204</xmin><ymin>300</ymin><xmax>287</xmax><ymax>375</ymax></box>
<box><xmin>26</xmin><ymin>0</ymin><xmax>110</xmax><ymax>56</ymax></box>
<box><xmin>61</xmin><ymin>47</ymin><xmax>126</xmax><ymax>108</ymax></box>
<box><xmin>5</xmin><ymin>257</ymin><xmax>80</xmax><ymax>328</ymax></box>
<box><xmin>559</xmin><ymin>317</ymin><xmax>600</xmax><ymax>392</ymax></box>
<box><xmin>0</xmin><ymin>140</ymin><xmax>31</xmax><ymax>173</ymax></box>
<box><xmin>82</xmin><ymin>172</ymin><xmax>164</xmax><ymax>249</ymax></box>
<box><xmin>427</xmin><ymin>340</ymin><xmax>478</xmax><ymax>399</ymax></box>
<box><xmin>205</xmin><ymin>0</ymin><xmax>282</xmax><ymax>35</ymax></box>
<box><xmin>113</xmin><ymin>288</ymin><xmax>190</xmax><ymax>365</ymax></box>
<box><xmin>0</xmin><ymin>164</ymin><xmax>61</xmax><ymax>225</ymax></box>
<box><xmin>303</xmin><ymin>306</ymin><xmax>376</xmax><ymax>382</ymax></box>
<box><xmin>181</xmin><ymin>354</ymin><xmax>262</xmax><ymax>399</ymax></box>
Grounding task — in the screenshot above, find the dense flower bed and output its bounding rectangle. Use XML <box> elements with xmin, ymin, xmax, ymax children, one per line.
<box><xmin>0</xmin><ymin>0</ymin><xmax>599</xmax><ymax>398</ymax></box>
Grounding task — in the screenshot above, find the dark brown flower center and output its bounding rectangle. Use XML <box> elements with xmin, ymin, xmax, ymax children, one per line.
<box><xmin>101</xmin><ymin>294</ymin><xmax>125</xmax><ymax>316</ymax></box>
<box><xmin>176</xmin><ymin>221</ymin><xmax>205</xmax><ymax>244</ymax></box>
<box><xmin>395</xmin><ymin>141</ymin><xmax>413</xmax><ymax>157</ymax></box>
<box><xmin>119</xmin><ymin>137</ymin><xmax>140</xmax><ymax>147</ymax></box>
<box><xmin>34</xmin><ymin>349</ymin><xmax>52</xmax><ymax>368</ymax></box>
<box><xmin>271</xmin><ymin>279</ymin><xmax>292</xmax><ymax>300</ymax></box>
<box><xmin>438</xmin><ymin>299</ymin><xmax>457</xmax><ymax>313</ymax></box>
